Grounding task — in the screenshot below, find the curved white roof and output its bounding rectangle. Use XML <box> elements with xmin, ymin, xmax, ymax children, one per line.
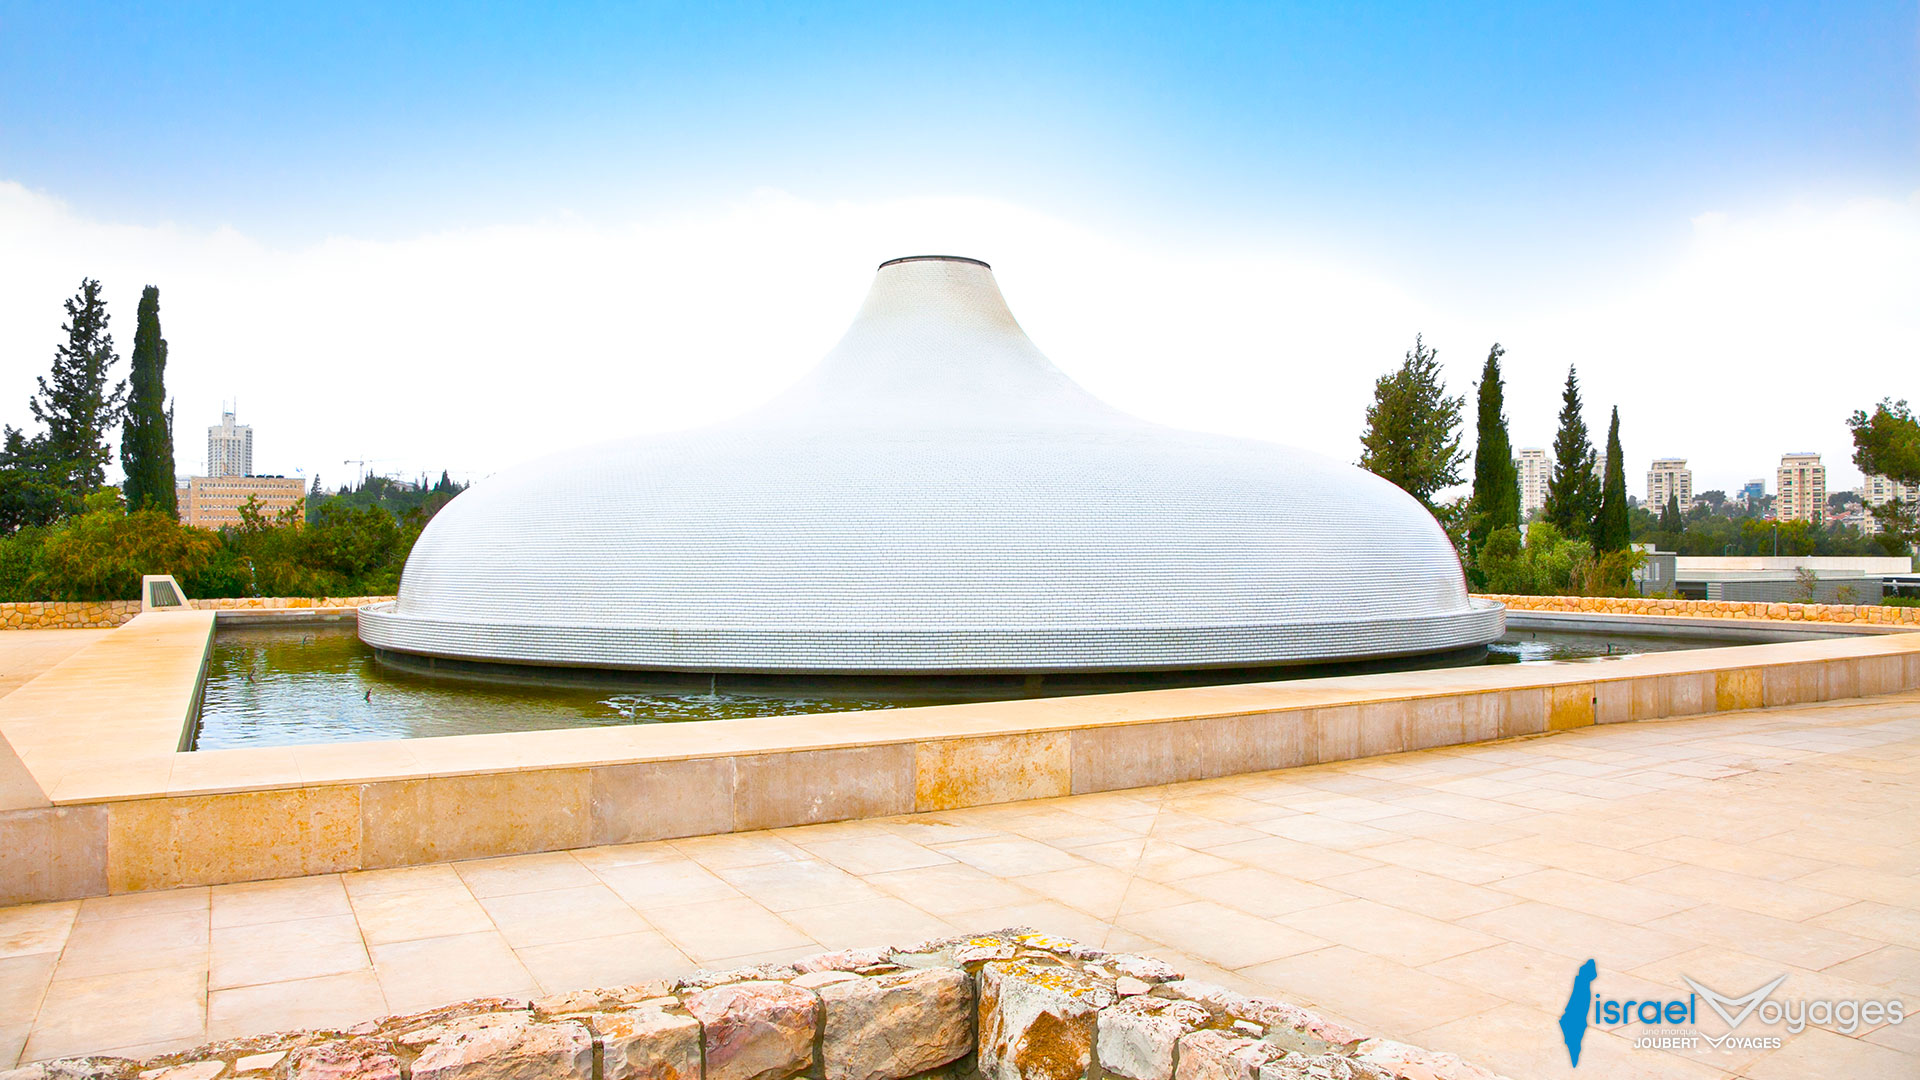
<box><xmin>360</xmin><ymin>256</ymin><xmax>1502</xmax><ymax>673</ymax></box>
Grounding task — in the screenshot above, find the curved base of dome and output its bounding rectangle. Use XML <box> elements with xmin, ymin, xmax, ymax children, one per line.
<box><xmin>356</xmin><ymin>599</ymin><xmax>1505</xmax><ymax>676</ymax></box>
<box><xmin>366</xmin><ymin>639</ymin><xmax>1497</xmax><ymax>698</ymax></box>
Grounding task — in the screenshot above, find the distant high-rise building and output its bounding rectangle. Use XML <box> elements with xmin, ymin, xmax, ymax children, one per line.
<box><xmin>1646</xmin><ymin>458</ymin><xmax>1693</xmax><ymax>512</ymax></box>
<box><xmin>207</xmin><ymin>409</ymin><xmax>253</xmax><ymax>477</ymax></box>
<box><xmin>1741</xmin><ymin>479</ymin><xmax>1766</xmax><ymax>506</ymax></box>
<box><xmin>1515</xmin><ymin>448</ymin><xmax>1551</xmax><ymax>519</ymax></box>
<box><xmin>1775</xmin><ymin>453</ymin><xmax>1826</xmax><ymax>524</ymax></box>
<box><xmin>1863</xmin><ymin>473</ymin><xmax>1920</xmax><ymax>536</ymax></box>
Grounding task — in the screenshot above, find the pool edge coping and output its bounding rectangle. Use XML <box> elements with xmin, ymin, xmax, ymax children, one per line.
<box><xmin>2</xmin><ymin>611</ymin><xmax>1918</xmax><ymax>901</ymax></box>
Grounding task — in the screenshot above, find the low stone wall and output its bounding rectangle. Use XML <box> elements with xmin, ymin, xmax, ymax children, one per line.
<box><xmin>1477</xmin><ymin>592</ymin><xmax>1920</xmax><ymax>625</ymax></box>
<box><xmin>194</xmin><ymin>595</ymin><xmax>395</xmax><ymax>611</ymax></box>
<box><xmin>0</xmin><ymin>596</ymin><xmax>395</xmax><ymax>630</ymax></box>
<box><xmin>0</xmin><ymin>930</ymin><xmax>1505</xmax><ymax>1080</ymax></box>
<box><xmin>0</xmin><ymin>601</ymin><xmax>140</xmax><ymax>630</ymax></box>
<box><xmin>10</xmin><ymin>592</ymin><xmax>1913</xmax><ymax>630</ymax></box>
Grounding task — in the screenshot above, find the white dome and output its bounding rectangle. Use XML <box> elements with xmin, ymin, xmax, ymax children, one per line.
<box><xmin>359</xmin><ymin>256</ymin><xmax>1502</xmax><ymax>674</ymax></box>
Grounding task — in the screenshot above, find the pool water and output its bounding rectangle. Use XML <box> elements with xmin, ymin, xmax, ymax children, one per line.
<box><xmin>191</xmin><ymin>624</ymin><xmax>1717</xmax><ymax>750</ymax></box>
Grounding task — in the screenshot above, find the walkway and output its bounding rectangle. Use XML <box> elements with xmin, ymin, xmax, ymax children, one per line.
<box><xmin>2</xmin><ymin>691</ymin><xmax>1915</xmax><ymax>1080</ymax></box>
<box><xmin>0</xmin><ymin>630</ymin><xmax>110</xmax><ymax>699</ymax></box>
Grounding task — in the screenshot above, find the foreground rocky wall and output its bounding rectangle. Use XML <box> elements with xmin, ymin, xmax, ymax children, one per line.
<box><xmin>0</xmin><ymin>597</ymin><xmax>395</xmax><ymax>630</ymax></box>
<box><xmin>0</xmin><ymin>930</ymin><xmax>1505</xmax><ymax>1080</ymax></box>
<box><xmin>1476</xmin><ymin>592</ymin><xmax>1920</xmax><ymax>625</ymax></box>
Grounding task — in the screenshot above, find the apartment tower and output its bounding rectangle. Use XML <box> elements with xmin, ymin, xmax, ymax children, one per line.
<box><xmin>207</xmin><ymin>409</ymin><xmax>253</xmax><ymax>478</ymax></box>
<box><xmin>1776</xmin><ymin>453</ymin><xmax>1826</xmax><ymax>524</ymax></box>
<box><xmin>1647</xmin><ymin>458</ymin><xmax>1693</xmax><ymax>512</ymax></box>
<box><xmin>1863</xmin><ymin>473</ymin><xmax>1920</xmax><ymax>535</ymax></box>
<box><xmin>1515</xmin><ymin>448</ymin><xmax>1551</xmax><ymax>519</ymax></box>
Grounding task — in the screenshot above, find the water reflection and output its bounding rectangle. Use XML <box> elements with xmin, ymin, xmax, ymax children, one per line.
<box><xmin>194</xmin><ymin>624</ymin><xmax>1712</xmax><ymax>750</ymax></box>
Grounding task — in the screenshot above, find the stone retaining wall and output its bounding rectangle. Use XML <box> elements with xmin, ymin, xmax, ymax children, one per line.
<box><xmin>0</xmin><ymin>930</ymin><xmax>1506</xmax><ymax>1080</ymax></box>
<box><xmin>0</xmin><ymin>601</ymin><xmax>141</xmax><ymax>630</ymax></box>
<box><xmin>0</xmin><ymin>597</ymin><xmax>395</xmax><ymax>630</ymax></box>
<box><xmin>1476</xmin><ymin>592</ymin><xmax>1920</xmax><ymax>625</ymax></box>
<box><xmin>9</xmin><ymin>592</ymin><xmax>1913</xmax><ymax>631</ymax></box>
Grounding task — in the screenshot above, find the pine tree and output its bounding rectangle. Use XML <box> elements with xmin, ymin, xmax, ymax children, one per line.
<box><xmin>31</xmin><ymin>279</ymin><xmax>127</xmax><ymax>495</ymax></box>
<box><xmin>0</xmin><ymin>427</ymin><xmax>70</xmax><ymax>532</ymax></box>
<box><xmin>1467</xmin><ymin>343</ymin><xmax>1520</xmax><ymax>569</ymax></box>
<box><xmin>1594</xmin><ymin>406</ymin><xmax>1630</xmax><ymax>552</ymax></box>
<box><xmin>1848</xmin><ymin>399</ymin><xmax>1920</xmax><ymax>552</ymax></box>
<box><xmin>1357</xmin><ymin>334</ymin><xmax>1467</xmax><ymax>514</ymax></box>
<box><xmin>120</xmin><ymin>286</ymin><xmax>177</xmax><ymax>517</ymax></box>
<box><xmin>1542</xmin><ymin>366</ymin><xmax>1597</xmax><ymax>537</ymax></box>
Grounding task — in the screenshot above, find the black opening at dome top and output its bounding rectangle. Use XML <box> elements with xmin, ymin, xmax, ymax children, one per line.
<box><xmin>876</xmin><ymin>255</ymin><xmax>992</xmax><ymax>270</ymax></box>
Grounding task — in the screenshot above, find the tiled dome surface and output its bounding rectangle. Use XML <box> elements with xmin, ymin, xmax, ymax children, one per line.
<box><xmin>359</xmin><ymin>257</ymin><xmax>1503</xmax><ymax>673</ymax></box>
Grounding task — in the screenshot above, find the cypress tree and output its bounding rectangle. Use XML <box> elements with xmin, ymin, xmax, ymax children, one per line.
<box><xmin>1594</xmin><ymin>406</ymin><xmax>1630</xmax><ymax>551</ymax></box>
<box><xmin>1542</xmin><ymin>365</ymin><xmax>1597</xmax><ymax>537</ymax></box>
<box><xmin>1659</xmin><ymin>493</ymin><xmax>1683</xmax><ymax>535</ymax></box>
<box><xmin>121</xmin><ymin>286</ymin><xmax>177</xmax><ymax>517</ymax></box>
<box><xmin>1467</xmin><ymin>343</ymin><xmax>1520</xmax><ymax>568</ymax></box>
<box><xmin>31</xmin><ymin>279</ymin><xmax>127</xmax><ymax>495</ymax></box>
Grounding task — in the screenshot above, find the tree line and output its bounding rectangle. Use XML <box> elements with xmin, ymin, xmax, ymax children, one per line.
<box><xmin>1357</xmin><ymin>338</ymin><xmax>1919</xmax><ymax>597</ymax></box>
<box><xmin>0</xmin><ymin>279</ymin><xmax>464</xmax><ymax>602</ymax></box>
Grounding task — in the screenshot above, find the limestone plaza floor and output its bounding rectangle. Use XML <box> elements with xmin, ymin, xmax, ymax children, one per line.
<box><xmin>1</xmin><ymin>691</ymin><xmax>1915</xmax><ymax>1080</ymax></box>
<box><xmin>0</xmin><ymin>630</ymin><xmax>109</xmax><ymax>699</ymax></box>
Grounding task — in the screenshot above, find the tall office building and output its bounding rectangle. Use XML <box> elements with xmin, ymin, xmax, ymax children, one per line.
<box><xmin>1775</xmin><ymin>453</ymin><xmax>1826</xmax><ymax>524</ymax></box>
<box><xmin>1863</xmin><ymin>473</ymin><xmax>1920</xmax><ymax>536</ymax></box>
<box><xmin>207</xmin><ymin>409</ymin><xmax>253</xmax><ymax>477</ymax></box>
<box><xmin>1646</xmin><ymin>458</ymin><xmax>1693</xmax><ymax>512</ymax></box>
<box><xmin>1741</xmin><ymin>479</ymin><xmax>1766</xmax><ymax>507</ymax></box>
<box><xmin>1515</xmin><ymin>448</ymin><xmax>1551</xmax><ymax>519</ymax></box>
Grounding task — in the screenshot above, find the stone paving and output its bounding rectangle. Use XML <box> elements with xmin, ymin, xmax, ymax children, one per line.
<box><xmin>0</xmin><ymin>691</ymin><xmax>1914</xmax><ymax>1080</ymax></box>
<box><xmin>0</xmin><ymin>630</ymin><xmax>109</xmax><ymax>698</ymax></box>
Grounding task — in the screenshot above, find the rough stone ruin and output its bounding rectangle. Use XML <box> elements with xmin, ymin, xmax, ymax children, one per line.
<box><xmin>1</xmin><ymin>930</ymin><xmax>1508</xmax><ymax>1080</ymax></box>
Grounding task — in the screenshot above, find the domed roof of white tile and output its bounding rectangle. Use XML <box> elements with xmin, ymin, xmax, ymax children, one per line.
<box><xmin>358</xmin><ymin>256</ymin><xmax>1503</xmax><ymax>673</ymax></box>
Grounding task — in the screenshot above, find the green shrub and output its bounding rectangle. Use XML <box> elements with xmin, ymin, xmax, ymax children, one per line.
<box><xmin>1476</xmin><ymin>521</ymin><xmax>1642</xmax><ymax>597</ymax></box>
<box><xmin>33</xmin><ymin>491</ymin><xmax>222</xmax><ymax>601</ymax></box>
<box><xmin>0</xmin><ymin>489</ymin><xmax>430</xmax><ymax>602</ymax></box>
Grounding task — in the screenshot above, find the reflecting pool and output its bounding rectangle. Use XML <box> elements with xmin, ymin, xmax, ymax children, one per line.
<box><xmin>192</xmin><ymin>624</ymin><xmax>1720</xmax><ymax>750</ymax></box>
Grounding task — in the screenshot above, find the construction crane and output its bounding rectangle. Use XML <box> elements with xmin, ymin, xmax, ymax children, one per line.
<box><xmin>342</xmin><ymin>458</ymin><xmax>396</xmax><ymax>488</ymax></box>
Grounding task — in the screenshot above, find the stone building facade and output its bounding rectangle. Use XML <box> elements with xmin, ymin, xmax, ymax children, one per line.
<box><xmin>182</xmin><ymin>475</ymin><xmax>307</xmax><ymax>528</ymax></box>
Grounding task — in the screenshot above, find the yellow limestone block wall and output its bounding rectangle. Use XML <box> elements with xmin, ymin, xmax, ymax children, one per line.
<box><xmin>1477</xmin><ymin>593</ymin><xmax>1920</xmax><ymax>625</ymax></box>
<box><xmin>0</xmin><ymin>596</ymin><xmax>397</xmax><ymax>630</ymax></box>
<box><xmin>6</xmin><ymin>592</ymin><xmax>1912</xmax><ymax>630</ymax></box>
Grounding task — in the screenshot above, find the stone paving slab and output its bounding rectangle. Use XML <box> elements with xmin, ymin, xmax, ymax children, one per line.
<box><xmin>0</xmin><ymin>691</ymin><xmax>1915</xmax><ymax>1079</ymax></box>
<box><xmin>0</xmin><ymin>631</ymin><xmax>113</xmax><ymax>701</ymax></box>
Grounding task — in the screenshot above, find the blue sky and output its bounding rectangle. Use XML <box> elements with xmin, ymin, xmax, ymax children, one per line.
<box><xmin>7</xmin><ymin>3</ymin><xmax>1910</xmax><ymax>243</ymax></box>
<box><xmin>0</xmin><ymin>2</ymin><xmax>1915</xmax><ymax>490</ymax></box>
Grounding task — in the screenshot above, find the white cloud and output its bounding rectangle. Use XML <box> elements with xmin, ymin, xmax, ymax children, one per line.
<box><xmin>0</xmin><ymin>182</ymin><xmax>1912</xmax><ymax>499</ymax></box>
<box><xmin>1491</xmin><ymin>194</ymin><xmax>1920</xmax><ymax>494</ymax></box>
